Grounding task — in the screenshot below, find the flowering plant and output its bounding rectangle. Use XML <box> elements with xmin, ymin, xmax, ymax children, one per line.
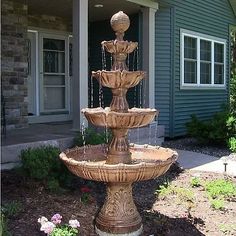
<box><xmin>38</xmin><ymin>214</ymin><xmax>80</xmax><ymax>236</ymax></box>
<box><xmin>80</xmin><ymin>186</ymin><xmax>92</xmax><ymax>204</ymax></box>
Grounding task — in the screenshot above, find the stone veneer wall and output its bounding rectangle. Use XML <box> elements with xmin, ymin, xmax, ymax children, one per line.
<box><xmin>28</xmin><ymin>15</ymin><xmax>71</xmax><ymax>32</ymax></box>
<box><xmin>1</xmin><ymin>0</ymin><xmax>28</xmax><ymax>129</ymax></box>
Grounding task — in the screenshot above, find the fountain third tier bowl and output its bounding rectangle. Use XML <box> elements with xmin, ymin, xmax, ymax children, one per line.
<box><xmin>60</xmin><ymin>11</ymin><xmax>178</xmax><ymax>236</ymax></box>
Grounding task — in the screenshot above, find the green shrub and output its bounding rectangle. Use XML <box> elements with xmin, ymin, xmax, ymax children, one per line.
<box><xmin>0</xmin><ymin>213</ymin><xmax>11</xmax><ymax>236</ymax></box>
<box><xmin>1</xmin><ymin>201</ymin><xmax>22</xmax><ymax>218</ymax></box>
<box><xmin>186</xmin><ymin>109</ymin><xmax>236</xmax><ymax>146</ymax></box>
<box><xmin>186</xmin><ymin>111</ymin><xmax>228</xmax><ymax>145</ymax></box>
<box><xmin>20</xmin><ymin>146</ymin><xmax>73</xmax><ymax>190</ymax></box>
<box><xmin>229</xmin><ymin>137</ymin><xmax>236</xmax><ymax>152</ymax></box>
<box><xmin>74</xmin><ymin>128</ymin><xmax>111</xmax><ymax>146</ymax></box>
<box><xmin>230</xmin><ymin>75</ymin><xmax>236</xmax><ymax>115</ymax></box>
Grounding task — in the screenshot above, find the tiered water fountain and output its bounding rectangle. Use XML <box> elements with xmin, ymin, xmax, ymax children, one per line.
<box><xmin>60</xmin><ymin>11</ymin><xmax>178</xmax><ymax>236</ymax></box>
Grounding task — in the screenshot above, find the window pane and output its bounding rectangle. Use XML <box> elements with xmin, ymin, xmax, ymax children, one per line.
<box><xmin>214</xmin><ymin>64</ymin><xmax>224</xmax><ymax>84</ymax></box>
<box><xmin>44</xmin><ymin>87</ymin><xmax>65</xmax><ymax>110</ymax></box>
<box><xmin>214</xmin><ymin>43</ymin><xmax>224</xmax><ymax>63</ymax></box>
<box><xmin>200</xmin><ymin>40</ymin><xmax>211</xmax><ymax>61</ymax></box>
<box><xmin>184</xmin><ymin>60</ymin><xmax>197</xmax><ymax>83</ymax></box>
<box><xmin>200</xmin><ymin>62</ymin><xmax>211</xmax><ymax>84</ymax></box>
<box><xmin>184</xmin><ymin>36</ymin><xmax>197</xmax><ymax>59</ymax></box>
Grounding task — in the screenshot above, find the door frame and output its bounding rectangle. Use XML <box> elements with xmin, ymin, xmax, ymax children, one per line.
<box><xmin>27</xmin><ymin>28</ymin><xmax>72</xmax><ymax>124</ymax></box>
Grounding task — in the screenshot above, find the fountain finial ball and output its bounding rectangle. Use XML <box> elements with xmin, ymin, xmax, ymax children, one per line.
<box><xmin>110</xmin><ymin>11</ymin><xmax>130</xmax><ymax>34</ymax></box>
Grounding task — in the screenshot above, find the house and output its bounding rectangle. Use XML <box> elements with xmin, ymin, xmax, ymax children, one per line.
<box><xmin>1</xmin><ymin>0</ymin><xmax>236</xmax><ymax>141</ymax></box>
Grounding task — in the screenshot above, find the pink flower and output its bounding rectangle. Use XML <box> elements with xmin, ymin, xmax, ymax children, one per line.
<box><xmin>51</xmin><ymin>213</ymin><xmax>62</xmax><ymax>225</ymax></box>
<box><xmin>40</xmin><ymin>222</ymin><xmax>55</xmax><ymax>234</ymax></box>
<box><xmin>69</xmin><ymin>219</ymin><xmax>80</xmax><ymax>228</ymax></box>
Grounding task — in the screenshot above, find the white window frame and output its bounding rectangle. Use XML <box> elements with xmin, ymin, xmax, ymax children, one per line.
<box><xmin>180</xmin><ymin>29</ymin><xmax>226</xmax><ymax>89</ymax></box>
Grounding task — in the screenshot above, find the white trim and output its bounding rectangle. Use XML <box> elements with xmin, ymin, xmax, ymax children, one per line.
<box><xmin>197</xmin><ymin>37</ymin><xmax>200</xmax><ymax>85</ymax></box>
<box><xmin>141</xmin><ymin>7</ymin><xmax>157</xmax><ymax>109</ymax></box>
<box><xmin>79</xmin><ymin>0</ymin><xmax>88</xmax><ymax>122</ymax></box>
<box><xmin>180</xmin><ymin>29</ymin><xmax>226</xmax><ymax>89</ymax></box>
<box><xmin>27</xmin><ymin>29</ymin><xmax>40</xmax><ymax>115</ymax></box>
<box><xmin>126</xmin><ymin>0</ymin><xmax>158</xmax><ymax>10</ymax></box>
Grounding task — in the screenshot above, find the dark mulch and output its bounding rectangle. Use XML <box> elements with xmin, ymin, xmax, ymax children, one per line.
<box><xmin>2</xmin><ymin>163</ymin><xmax>236</xmax><ymax>236</ymax></box>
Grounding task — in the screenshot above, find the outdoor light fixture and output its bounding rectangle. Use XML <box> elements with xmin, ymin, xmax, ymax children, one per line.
<box><xmin>94</xmin><ymin>4</ymin><xmax>103</xmax><ymax>8</ymax></box>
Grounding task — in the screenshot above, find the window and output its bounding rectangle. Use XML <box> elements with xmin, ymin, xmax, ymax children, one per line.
<box><xmin>181</xmin><ymin>29</ymin><xmax>226</xmax><ymax>88</ymax></box>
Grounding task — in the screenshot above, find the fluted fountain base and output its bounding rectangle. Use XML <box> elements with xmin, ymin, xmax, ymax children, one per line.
<box><xmin>95</xmin><ymin>183</ymin><xmax>142</xmax><ymax>235</ymax></box>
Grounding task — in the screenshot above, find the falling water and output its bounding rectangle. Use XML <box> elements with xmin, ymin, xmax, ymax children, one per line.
<box><xmin>110</xmin><ymin>55</ymin><xmax>113</xmax><ymax>69</ymax></box>
<box><xmin>98</xmin><ymin>79</ymin><xmax>104</xmax><ymax>107</ymax></box>
<box><xmin>81</xmin><ymin>116</ymin><xmax>86</xmax><ymax>155</ymax></box>
<box><xmin>90</xmin><ymin>75</ymin><xmax>94</xmax><ymax>108</ymax></box>
<box><xmin>136</xmin><ymin>46</ymin><xmax>139</xmax><ymax>71</ymax></box>
<box><xmin>101</xmin><ymin>46</ymin><xmax>107</xmax><ymax>70</ymax></box>
<box><xmin>132</xmin><ymin>49</ymin><xmax>136</xmax><ymax>71</ymax></box>
<box><xmin>154</xmin><ymin>119</ymin><xmax>158</xmax><ymax>146</ymax></box>
<box><xmin>148</xmin><ymin>123</ymin><xmax>152</xmax><ymax>145</ymax></box>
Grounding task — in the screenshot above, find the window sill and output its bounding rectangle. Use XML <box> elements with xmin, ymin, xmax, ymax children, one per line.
<box><xmin>180</xmin><ymin>84</ymin><xmax>226</xmax><ymax>90</ymax></box>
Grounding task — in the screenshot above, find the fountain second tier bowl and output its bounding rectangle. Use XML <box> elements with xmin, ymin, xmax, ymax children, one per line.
<box><xmin>92</xmin><ymin>70</ymin><xmax>146</xmax><ymax>89</ymax></box>
<box><xmin>60</xmin><ymin>144</ymin><xmax>177</xmax><ymax>183</ymax></box>
<box><xmin>82</xmin><ymin>107</ymin><xmax>157</xmax><ymax>129</ymax></box>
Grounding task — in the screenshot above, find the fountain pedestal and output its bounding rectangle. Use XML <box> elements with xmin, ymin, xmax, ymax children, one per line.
<box><xmin>96</xmin><ymin>183</ymin><xmax>142</xmax><ymax>235</ymax></box>
<box><xmin>60</xmin><ymin>11</ymin><xmax>178</xmax><ymax>236</ymax></box>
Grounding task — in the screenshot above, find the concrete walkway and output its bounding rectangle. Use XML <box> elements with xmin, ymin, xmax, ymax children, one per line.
<box><xmin>176</xmin><ymin>149</ymin><xmax>236</xmax><ymax>176</ymax></box>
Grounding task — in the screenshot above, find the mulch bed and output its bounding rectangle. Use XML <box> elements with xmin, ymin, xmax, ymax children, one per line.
<box><xmin>2</xmin><ymin>163</ymin><xmax>236</xmax><ymax>236</ymax></box>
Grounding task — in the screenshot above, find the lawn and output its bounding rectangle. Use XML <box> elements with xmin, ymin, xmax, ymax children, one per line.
<box><xmin>2</xmin><ymin>163</ymin><xmax>236</xmax><ymax>236</ymax></box>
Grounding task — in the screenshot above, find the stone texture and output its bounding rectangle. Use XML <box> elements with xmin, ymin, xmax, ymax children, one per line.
<box><xmin>1</xmin><ymin>0</ymin><xmax>28</xmax><ymax>130</ymax></box>
<box><xmin>28</xmin><ymin>14</ymin><xmax>71</xmax><ymax>31</ymax></box>
<box><xmin>1</xmin><ymin>0</ymin><xmax>72</xmax><ymax>131</ymax></box>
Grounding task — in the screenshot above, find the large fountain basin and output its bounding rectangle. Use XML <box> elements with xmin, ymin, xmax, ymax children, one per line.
<box><xmin>82</xmin><ymin>107</ymin><xmax>157</xmax><ymax>129</ymax></box>
<box><xmin>102</xmin><ymin>40</ymin><xmax>138</xmax><ymax>54</ymax></box>
<box><xmin>60</xmin><ymin>144</ymin><xmax>178</xmax><ymax>183</ymax></box>
<box><xmin>92</xmin><ymin>70</ymin><xmax>145</xmax><ymax>89</ymax></box>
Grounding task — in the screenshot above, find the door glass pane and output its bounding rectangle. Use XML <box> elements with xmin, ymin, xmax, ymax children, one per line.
<box><xmin>43</xmin><ymin>38</ymin><xmax>65</xmax><ymax>73</ymax></box>
<box><xmin>184</xmin><ymin>36</ymin><xmax>197</xmax><ymax>59</ymax></box>
<box><xmin>200</xmin><ymin>62</ymin><xmax>211</xmax><ymax>84</ymax></box>
<box><xmin>44</xmin><ymin>87</ymin><xmax>65</xmax><ymax>110</ymax></box>
<box><xmin>43</xmin><ymin>38</ymin><xmax>65</xmax><ymax>51</ymax></box>
<box><xmin>44</xmin><ymin>51</ymin><xmax>65</xmax><ymax>73</ymax></box>
<box><xmin>184</xmin><ymin>60</ymin><xmax>197</xmax><ymax>83</ymax></box>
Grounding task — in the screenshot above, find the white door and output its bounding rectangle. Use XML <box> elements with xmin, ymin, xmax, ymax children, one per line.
<box><xmin>39</xmin><ymin>34</ymin><xmax>70</xmax><ymax>116</ymax></box>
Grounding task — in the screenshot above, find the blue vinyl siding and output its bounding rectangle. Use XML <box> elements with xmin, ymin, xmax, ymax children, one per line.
<box><xmin>156</xmin><ymin>0</ymin><xmax>236</xmax><ymax>137</ymax></box>
<box><xmin>155</xmin><ymin>7</ymin><xmax>172</xmax><ymax>136</ymax></box>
